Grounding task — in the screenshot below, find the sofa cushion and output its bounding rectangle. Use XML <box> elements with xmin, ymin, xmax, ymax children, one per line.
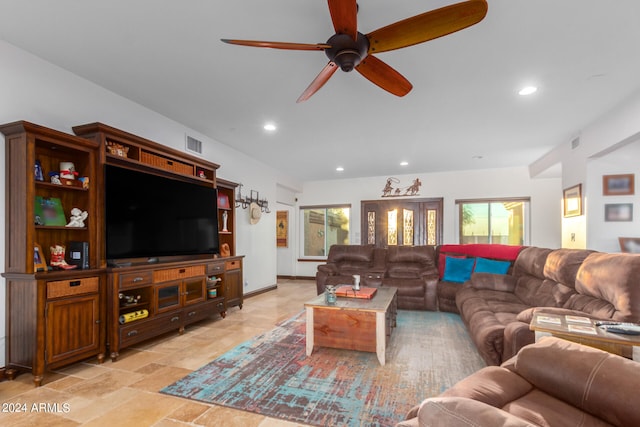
<box><xmin>514</xmin><ymin>337</ymin><xmax>640</xmax><ymax>427</ymax></box>
<box><xmin>512</xmin><ymin>247</ymin><xmax>552</xmax><ymax>279</ymax></box>
<box><xmin>474</xmin><ymin>257</ymin><xmax>511</xmax><ymax>275</ymax></box>
<box><xmin>443</xmin><ymin>257</ymin><xmax>475</xmax><ymax>283</ymax></box>
<box><xmin>570</xmin><ymin>252</ymin><xmax>640</xmax><ymax>322</ymax></box>
<box><xmin>386</xmin><ymin>246</ymin><xmax>437</xmax><ymax>279</ymax></box>
<box><xmin>417</xmin><ymin>397</ymin><xmax>537</xmax><ymax>427</ymax></box>
<box><xmin>542</xmin><ymin>249</ymin><xmax>594</xmax><ymax>289</ymax></box>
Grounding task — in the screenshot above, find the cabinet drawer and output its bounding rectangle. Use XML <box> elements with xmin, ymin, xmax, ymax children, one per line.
<box><xmin>183</xmin><ymin>300</ymin><xmax>221</xmax><ymax>324</ymax></box>
<box><xmin>153</xmin><ymin>265</ymin><xmax>205</xmax><ymax>282</ymax></box>
<box><xmin>47</xmin><ymin>276</ymin><xmax>99</xmax><ymax>299</ymax></box>
<box><xmin>207</xmin><ymin>262</ymin><xmax>224</xmax><ymax>275</ymax></box>
<box><xmin>119</xmin><ymin>271</ymin><xmax>153</xmax><ymax>289</ymax></box>
<box><xmin>120</xmin><ymin>312</ymin><xmax>182</xmax><ymax>347</ymax></box>
<box><xmin>225</xmin><ymin>260</ymin><xmax>241</xmax><ymax>271</ymax></box>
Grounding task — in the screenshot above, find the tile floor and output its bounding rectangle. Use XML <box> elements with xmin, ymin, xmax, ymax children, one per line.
<box><xmin>0</xmin><ymin>279</ymin><xmax>318</xmax><ymax>426</ymax></box>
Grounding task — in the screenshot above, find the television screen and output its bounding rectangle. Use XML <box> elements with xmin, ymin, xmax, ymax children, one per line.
<box><xmin>105</xmin><ymin>164</ymin><xmax>219</xmax><ymax>260</ymax></box>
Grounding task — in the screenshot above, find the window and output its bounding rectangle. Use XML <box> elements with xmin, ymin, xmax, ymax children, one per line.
<box><xmin>457</xmin><ymin>198</ymin><xmax>529</xmax><ymax>245</ymax></box>
<box><xmin>300</xmin><ymin>205</ymin><xmax>350</xmax><ymax>258</ymax></box>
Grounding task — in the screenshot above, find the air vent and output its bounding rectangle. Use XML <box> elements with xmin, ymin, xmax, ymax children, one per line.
<box><xmin>571</xmin><ymin>137</ymin><xmax>580</xmax><ymax>150</ymax></box>
<box><xmin>186</xmin><ymin>135</ymin><xmax>203</xmax><ymax>155</ymax></box>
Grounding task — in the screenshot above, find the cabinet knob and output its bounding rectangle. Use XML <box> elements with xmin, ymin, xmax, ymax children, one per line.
<box><xmin>133</xmin><ymin>277</ymin><xmax>144</xmax><ymax>282</ymax></box>
<box><xmin>188</xmin><ymin>311</ymin><xmax>196</xmax><ymax>317</ymax></box>
<box><xmin>127</xmin><ymin>330</ymin><xmax>138</xmax><ymax>337</ymax></box>
<box><xmin>171</xmin><ymin>316</ymin><xmax>180</xmax><ymax>322</ymax></box>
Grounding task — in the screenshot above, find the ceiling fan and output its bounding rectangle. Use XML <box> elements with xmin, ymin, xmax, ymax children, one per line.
<box><xmin>222</xmin><ymin>0</ymin><xmax>488</xmax><ymax>103</ymax></box>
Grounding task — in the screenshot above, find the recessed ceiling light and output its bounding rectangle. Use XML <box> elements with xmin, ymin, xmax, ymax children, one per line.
<box><xmin>336</xmin><ymin>167</ymin><xmax>344</xmax><ymax>172</ymax></box>
<box><xmin>263</xmin><ymin>123</ymin><xmax>277</xmax><ymax>131</ymax></box>
<box><xmin>400</xmin><ymin>161</ymin><xmax>409</xmax><ymax>166</ymax></box>
<box><xmin>518</xmin><ymin>86</ymin><xmax>538</xmax><ymax>96</ymax></box>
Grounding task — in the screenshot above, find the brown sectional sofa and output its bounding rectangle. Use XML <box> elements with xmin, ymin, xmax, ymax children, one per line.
<box><xmin>457</xmin><ymin>247</ymin><xmax>640</xmax><ymax>365</ymax></box>
<box><xmin>316</xmin><ymin>244</ymin><xmax>640</xmax><ymax>367</ymax></box>
<box><xmin>397</xmin><ymin>336</ymin><xmax>640</xmax><ymax>427</ymax></box>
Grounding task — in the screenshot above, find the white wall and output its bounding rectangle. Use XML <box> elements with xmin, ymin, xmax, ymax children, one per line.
<box><xmin>293</xmin><ymin>167</ymin><xmax>562</xmax><ymax>277</ymax></box>
<box><xmin>531</xmin><ymin>87</ymin><xmax>640</xmax><ymax>251</ymax></box>
<box><xmin>586</xmin><ymin>141</ymin><xmax>640</xmax><ymax>252</ymax></box>
<box><xmin>0</xmin><ymin>41</ymin><xmax>298</xmax><ymax>366</ymax></box>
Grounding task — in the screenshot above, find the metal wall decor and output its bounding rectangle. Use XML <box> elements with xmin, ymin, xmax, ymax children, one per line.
<box><xmin>235</xmin><ymin>184</ymin><xmax>271</xmax><ymax>213</ymax></box>
<box><xmin>381</xmin><ymin>177</ymin><xmax>422</xmax><ymax>197</ymax></box>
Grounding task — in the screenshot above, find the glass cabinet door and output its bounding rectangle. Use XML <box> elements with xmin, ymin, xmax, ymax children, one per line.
<box><xmin>183</xmin><ymin>278</ymin><xmax>206</xmax><ymax>305</ymax></box>
<box><xmin>156</xmin><ymin>281</ymin><xmax>181</xmax><ymax>313</ymax></box>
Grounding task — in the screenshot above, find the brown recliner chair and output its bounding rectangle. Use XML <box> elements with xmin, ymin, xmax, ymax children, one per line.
<box><xmin>315</xmin><ymin>245</ymin><xmax>386</xmax><ymax>294</ymax></box>
<box><xmin>398</xmin><ymin>337</ymin><xmax>640</xmax><ymax>427</ymax></box>
<box><xmin>382</xmin><ymin>245</ymin><xmax>439</xmax><ymax>311</ymax></box>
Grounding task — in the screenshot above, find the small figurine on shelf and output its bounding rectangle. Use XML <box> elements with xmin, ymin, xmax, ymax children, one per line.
<box><xmin>49</xmin><ymin>172</ymin><xmax>62</xmax><ymax>185</ymax></box>
<box><xmin>78</xmin><ymin>176</ymin><xmax>90</xmax><ymax>189</ymax></box>
<box><xmin>49</xmin><ymin>245</ymin><xmax>77</xmax><ymax>270</ymax></box>
<box><xmin>118</xmin><ymin>293</ymin><xmax>142</xmax><ymax>306</ymax></box>
<box><xmin>59</xmin><ymin>162</ymin><xmax>78</xmax><ymax>180</ymax></box>
<box><xmin>35</xmin><ymin>160</ymin><xmax>44</xmax><ymax>181</ymax></box>
<box><xmin>66</xmin><ymin>208</ymin><xmax>88</xmax><ymax>228</ymax></box>
<box><xmin>106</xmin><ymin>141</ymin><xmax>129</xmax><ymax>157</ymax></box>
<box><xmin>222</xmin><ymin>211</ymin><xmax>229</xmax><ymax>232</ymax></box>
<box><xmin>197</xmin><ymin>168</ymin><xmax>206</xmax><ymax>179</ymax></box>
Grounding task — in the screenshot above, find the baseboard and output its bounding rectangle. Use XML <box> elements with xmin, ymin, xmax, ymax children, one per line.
<box><xmin>0</xmin><ymin>367</ymin><xmax>6</xmax><ymax>382</ymax></box>
<box><xmin>245</xmin><ymin>285</ymin><xmax>277</xmax><ymax>299</ymax></box>
<box><xmin>277</xmin><ymin>275</ymin><xmax>315</xmax><ymax>281</ymax></box>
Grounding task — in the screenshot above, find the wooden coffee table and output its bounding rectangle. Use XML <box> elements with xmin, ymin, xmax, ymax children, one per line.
<box><xmin>530</xmin><ymin>313</ymin><xmax>640</xmax><ymax>360</ymax></box>
<box><xmin>304</xmin><ymin>287</ymin><xmax>397</xmax><ymax>365</ymax></box>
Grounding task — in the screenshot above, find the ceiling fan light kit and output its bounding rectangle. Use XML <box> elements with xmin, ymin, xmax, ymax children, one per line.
<box><xmin>222</xmin><ymin>0</ymin><xmax>488</xmax><ymax>102</ymax></box>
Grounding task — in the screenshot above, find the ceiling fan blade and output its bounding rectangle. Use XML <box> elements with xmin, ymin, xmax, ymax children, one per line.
<box><xmin>366</xmin><ymin>0</ymin><xmax>488</xmax><ymax>54</ymax></box>
<box><xmin>221</xmin><ymin>39</ymin><xmax>330</xmax><ymax>51</ymax></box>
<box><xmin>297</xmin><ymin>62</ymin><xmax>339</xmax><ymax>103</ymax></box>
<box><xmin>327</xmin><ymin>0</ymin><xmax>358</xmax><ymax>41</ymax></box>
<box><xmin>355</xmin><ymin>55</ymin><xmax>412</xmax><ymax>97</ymax></box>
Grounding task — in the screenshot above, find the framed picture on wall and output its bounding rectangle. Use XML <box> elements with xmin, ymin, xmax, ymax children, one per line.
<box><xmin>276</xmin><ymin>210</ymin><xmax>288</xmax><ymax>247</ymax></box>
<box><xmin>563</xmin><ymin>184</ymin><xmax>582</xmax><ymax>217</ymax></box>
<box><xmin>604</xmin><ymin>203</ymin><xmax>633</xmax><ymax>222</ymax></box>
<box><xmin>603</xmin><ymin>174</ymin><xmax>635</xmax><ymax>196</ymax></box>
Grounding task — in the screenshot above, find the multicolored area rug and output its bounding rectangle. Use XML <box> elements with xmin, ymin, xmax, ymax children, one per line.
<box><xmin>161</xmin><ymin>310</ymin><xmax>485</xmax><ymax>426</ymax></box>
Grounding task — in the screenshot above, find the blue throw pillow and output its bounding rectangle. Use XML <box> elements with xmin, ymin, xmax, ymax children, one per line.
<box><xmin>474</xmin><ymin>257</ymin><xmax>510</xmax><ymax>275</ymax></box>
<box><xmin>442</xmin><ymin>257</ymin><xmax>476</xmax><ymax>283</ymax></box>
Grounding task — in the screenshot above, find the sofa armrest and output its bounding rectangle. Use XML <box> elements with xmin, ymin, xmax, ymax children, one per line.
<box><xmin>411</xmin><ymin>397</ymin><xmax>537</xmax><ymax>427</ymax></box>
<box><xmin>317</xmin><ymin>263</ymin><xmax>337</xmax><ymax>275</ymax></box>
<box><xmin>469</xmin><ymin>272</ymin><xmax>517</xmax><ymax>292</ymax></box>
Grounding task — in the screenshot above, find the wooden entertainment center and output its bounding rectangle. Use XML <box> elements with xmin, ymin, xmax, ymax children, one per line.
<box><xmin>1</xmin><ymin>121</ymin><xmax>243</xmax><ymax>385</ymax></box>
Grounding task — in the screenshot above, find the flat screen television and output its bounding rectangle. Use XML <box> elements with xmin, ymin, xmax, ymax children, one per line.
<box><xmin>105</xmin><ymin>164</ymin><xmax>219</xmax><ymax>261</ymax></box>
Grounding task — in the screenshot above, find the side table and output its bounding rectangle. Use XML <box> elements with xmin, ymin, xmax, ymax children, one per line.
<box><xmin>530</xmin><ymin>313</ymin><xmax>640</xmax><ymax>361</ymax></box>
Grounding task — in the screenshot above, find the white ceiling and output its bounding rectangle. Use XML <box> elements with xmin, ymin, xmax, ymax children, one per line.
<box><xmin>2</xmin><ymin>0</ymin><xmax>640</xmax><ymax>181</ymax></box>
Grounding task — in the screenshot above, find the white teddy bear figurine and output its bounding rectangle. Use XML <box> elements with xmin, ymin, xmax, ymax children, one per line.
<box><xmin>66</xmin><ymin>208</ymin><xmax>88</xmax><ymax>228</ymax></box>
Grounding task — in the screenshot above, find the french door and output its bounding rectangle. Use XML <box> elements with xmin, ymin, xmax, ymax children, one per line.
<box><xmin>361</xmin><ymin>198</ymin><xmax>443</xmax><ymax>247</ymax></box>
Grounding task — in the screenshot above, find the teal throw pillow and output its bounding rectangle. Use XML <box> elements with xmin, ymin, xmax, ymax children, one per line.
<box><xmin>442</xmin><ymin>256</ymin><xmax>475</xmax><ymax>283</ymax></box>
<box><xmin>474</xmin><ymin>257</ymin><xmax>510</xmax><ymax>275</ymax></box>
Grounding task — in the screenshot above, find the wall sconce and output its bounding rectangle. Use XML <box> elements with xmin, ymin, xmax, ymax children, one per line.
<box><xmin>235</xmin><ymin>184</ymin><xmax>271</xmax><ymax>213</ymax></box>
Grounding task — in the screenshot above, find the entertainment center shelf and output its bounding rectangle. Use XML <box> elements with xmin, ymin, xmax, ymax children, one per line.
<box><xmin>72</xmin><ymin>122</ymin><xmax>219</xmax><ymax>184</ymax></box>
<box><xmin>107</xmin><ymin>256</ymin><xmax>243</xmax><ymax>360</ymax></box>
<box><xmin>2</xmin><ymin>120</ymin><xmax>244</xmax><ymax>386</ymax></box>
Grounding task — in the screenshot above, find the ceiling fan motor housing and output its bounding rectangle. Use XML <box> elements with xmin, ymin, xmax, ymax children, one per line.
<box><xmin>325</xmin><ymin>32</ymin><xmax>369</xmax><ymax>72</ymax></box>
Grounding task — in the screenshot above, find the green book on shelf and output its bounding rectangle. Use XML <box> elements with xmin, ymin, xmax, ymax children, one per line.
<box><xmin>34</xmin><ymin>196</ymin><xmax>67</xmax><ymax>226</ymax></box>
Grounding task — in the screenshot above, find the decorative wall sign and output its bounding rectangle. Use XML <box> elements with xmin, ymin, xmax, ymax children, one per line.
<box><xmin>276</xmin><ymin>210</ymin><xmax>288</xmax><ymax>247</ymax></box>
<box><xmin>381</xmin><ymin>177</ymin><xmax>422</xmax><ymax>197</ymax></box>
